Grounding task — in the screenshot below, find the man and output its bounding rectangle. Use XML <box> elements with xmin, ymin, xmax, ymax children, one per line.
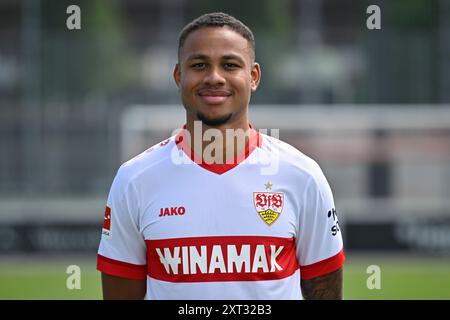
<box><xmin>97</xmin><ymin>12</ymin><xmax>344</xmax><ymax>300</ymax></box>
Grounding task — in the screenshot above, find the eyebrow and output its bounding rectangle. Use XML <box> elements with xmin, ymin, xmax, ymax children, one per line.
<box><xmin>185</xmin><ymin>53</ymin><xmax>246</xmax><ymax>65</ymax></box>
<box><xmin>186</xmin><ymin>53</ymin><xmax>209</xmax><ymax>61</ymax></box>
<box><xmin>222</xmin><ymin>54</ymin><xmax>245</xmax><ymax>65</ymax></box>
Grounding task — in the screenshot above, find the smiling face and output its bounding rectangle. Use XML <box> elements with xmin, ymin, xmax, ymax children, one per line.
<box><xmin>174</xmin><ymin>26</ymin><xmax>261</xmax><ymax>128</ymax></box>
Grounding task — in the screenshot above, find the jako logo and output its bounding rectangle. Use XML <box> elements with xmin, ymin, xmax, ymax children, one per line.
<box><xmin>159</xmin><ymin>206</ymin><xmax>186</xmax><ymax>217</ymax></box>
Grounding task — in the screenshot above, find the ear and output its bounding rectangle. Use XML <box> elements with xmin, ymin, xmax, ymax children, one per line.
<box><xmin>173</xmin><ymin>63</ymin><xmax>181</xmax><ymax>88</ymax></box>
<box><xmin>250</xmin><ymin>62</ymin><xmax>261</xmax><ymax>92</ymax></box>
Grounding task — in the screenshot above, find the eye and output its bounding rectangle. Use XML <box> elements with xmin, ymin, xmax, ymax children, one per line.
<box><xmin>191</xmin><ymin>63</ymin><xmax>206</xmax><ymax>69</ymax></box>
<box><xmin>224</xmin><ymin>63</ymin><xmax>240</xmax><ymax>69</ymax></box>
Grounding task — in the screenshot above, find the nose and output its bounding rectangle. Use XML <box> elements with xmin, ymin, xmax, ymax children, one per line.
<box><xmin>203</xmin><ymin>67</ymin><xmax>225</xmax><ymax>86</ymax></box>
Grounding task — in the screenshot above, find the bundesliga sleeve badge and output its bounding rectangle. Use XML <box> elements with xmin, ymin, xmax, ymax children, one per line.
<box><xmin>253</xmin><ymin>192</ymin><xmax>284</xmax><ymax>225</ymax></box>
<box><xmin>102</xmin><ymin>206</ymin><xmax>112</xmax><ymax>238</ymax></box>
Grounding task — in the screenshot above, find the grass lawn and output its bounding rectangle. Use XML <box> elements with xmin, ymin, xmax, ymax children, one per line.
<box><xmin>343</xmin><ymin>254</ymin><xmax>450</xmax><ymax>299</ymax></box>
<box><xmin>0</xmin><ymin>254</ymin><xmax>449</xmax><ymax>299</ymax></box>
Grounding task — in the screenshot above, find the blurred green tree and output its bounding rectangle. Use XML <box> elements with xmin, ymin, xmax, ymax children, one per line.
<box><xmin>41</xmin><ymin>0</ymin><xmax>139</xmax><ymax>102</ymax></box>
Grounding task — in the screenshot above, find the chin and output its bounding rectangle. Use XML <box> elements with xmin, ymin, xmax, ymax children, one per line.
<box><xmin>197</xmin><ymin>111</ymin><xmax>233</xmax><ymax>126</ymax></box>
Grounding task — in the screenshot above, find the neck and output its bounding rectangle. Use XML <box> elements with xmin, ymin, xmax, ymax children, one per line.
<box><xmin>185</xmin><ymin>115</ymin><xmax>251</xmax><ymax>164</ymax></box>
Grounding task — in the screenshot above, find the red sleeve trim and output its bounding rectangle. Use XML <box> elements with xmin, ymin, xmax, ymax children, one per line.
<box><xmin>97</xmin><ymin>254</ymin><xmax>147</xmax><ymax>279</ymax></box>
<box><xmin>300</xmin><ymin>249</ymin><xmax>345</xmax><ymax>280</ymax></box>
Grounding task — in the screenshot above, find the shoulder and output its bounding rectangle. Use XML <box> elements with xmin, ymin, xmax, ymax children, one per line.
<box><xmin>112</xmin><ymin>135</ymin><xmax>177</xmax><ymax>190</ymax></box>
<box><xmin>260</xmin><ymin>133</ymin><xmax>328</xmax><ymax>184</ymax></box>
<box><xmin>259</xmin><ymin>133</ymin><xmax>333</xmax><ymax>200</ymax></box>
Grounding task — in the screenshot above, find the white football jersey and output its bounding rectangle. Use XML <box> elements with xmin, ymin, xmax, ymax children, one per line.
<box><xmin>97</xmin><ymin>126</ymin><xmax>345</xmax><ymax>300</ymax></box>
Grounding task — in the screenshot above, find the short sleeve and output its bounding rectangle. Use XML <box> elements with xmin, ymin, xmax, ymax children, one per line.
<box><xmin>296</xmin><ymin>166</ymin><xmax>345</xmax><ymax>280</ymax></box>
<box><xmin>97</xmin><ymin>166</ymin><xmax>147</xmax><ymax>279</ymax></box>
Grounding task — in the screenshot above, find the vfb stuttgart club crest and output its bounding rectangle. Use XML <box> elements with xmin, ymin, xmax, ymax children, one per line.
<box><xmin>253</xmin><ymin>192</ymin><xmax>284</xmax><ymax>225</ymax></box>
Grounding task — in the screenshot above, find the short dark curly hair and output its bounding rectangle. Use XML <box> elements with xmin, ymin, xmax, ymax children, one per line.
<box><xmin>178</xmin><ymin>12</ymin><xmax>255</xmax><ymax>62</ymax></box>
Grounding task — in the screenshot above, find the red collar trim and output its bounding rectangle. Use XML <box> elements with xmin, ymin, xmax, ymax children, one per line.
<box><xmin>175</xmin><ymin>124</ymin><xmax>262</xmax><ymax>175</ymax></box>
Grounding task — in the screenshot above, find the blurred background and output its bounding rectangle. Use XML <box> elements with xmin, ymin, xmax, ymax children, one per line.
<box><xmin>1</xmin><ymin>0</ymin><xmax>450</xmax><ymax>299</ymax></box>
